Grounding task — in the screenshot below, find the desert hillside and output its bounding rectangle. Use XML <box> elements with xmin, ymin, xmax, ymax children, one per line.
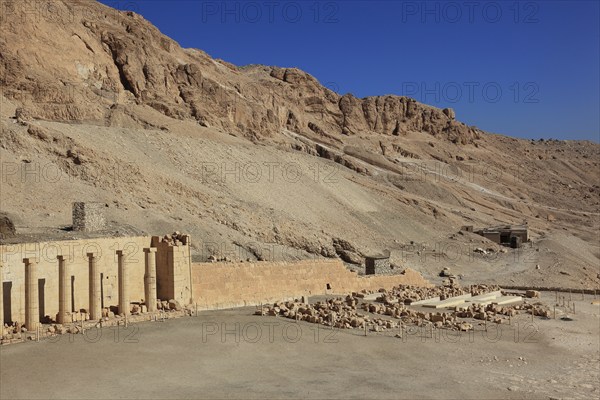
<box><xmin>1</xmin><ymin>0</ymin><xmax>598</xmax><ymax>289</ymax></box>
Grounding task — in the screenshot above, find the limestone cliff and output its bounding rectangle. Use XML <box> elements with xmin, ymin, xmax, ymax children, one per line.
<box><xmin>0</xmin><ymin>0</ymin><xmax>479</xmax><ymax>146</ymax></box>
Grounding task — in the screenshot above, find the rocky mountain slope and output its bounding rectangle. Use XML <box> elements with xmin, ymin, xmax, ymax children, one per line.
<box><xmin>1</xmin><ymin>0</ymin><xmax>598</xmax><ymax>289</ymax></box>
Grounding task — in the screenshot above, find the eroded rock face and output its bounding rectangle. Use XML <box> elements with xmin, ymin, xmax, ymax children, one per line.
<box><xmin>267</xmin><ymin>69</ymin><xmax>480</xmax><ymax>144</ymax></box>
<box><xmin>0</xmin><ymin>214</ymin><xmax>16</xmax><ymax>239</ymax></box>
<box><xmin>0</xmin><ymin>0</ymin><xmax>480</xmax><ymax>146</ymax></box>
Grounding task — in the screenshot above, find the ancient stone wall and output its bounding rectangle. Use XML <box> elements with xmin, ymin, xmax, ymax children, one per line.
<box><xmin>191</xmin><ymin>259</ymin><xmax>431</xmax><ymax>310</ymax></box>
<box><xmin>1</xmin><ymin>235</ymin><xmax>427</xmax><ymax>325</ymax></box>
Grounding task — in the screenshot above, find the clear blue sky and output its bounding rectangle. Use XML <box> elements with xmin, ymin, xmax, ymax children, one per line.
<box><xmin>99</xmin><ymin>0</ymin><xmax>599</xmax><ymax>142</ymax></box>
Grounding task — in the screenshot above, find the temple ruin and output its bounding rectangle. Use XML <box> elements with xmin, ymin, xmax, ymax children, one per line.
<box><xmin>0</xmin><ymin>233</ymin><xmax>430</xmax><ymax>332</ymax></box>
<box><xmin>0</xmin><ymin>233</ymin><xmax>191</xmax><ymax>331</ymax></box>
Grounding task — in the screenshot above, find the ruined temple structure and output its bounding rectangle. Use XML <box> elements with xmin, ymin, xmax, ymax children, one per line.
<box><xmin>0</xmin><ymin>233</ymin><xmax>191</xmax><ymax>331</ymax></box>
<box><xmin>1</xmin><ymin>232</ymin><xmax>431</xmax><ymax>331</ymax></box>
<box><xmin>462</xmin><ymin>225</ymin><xmax>529</xmax><ymax>248</ymax></box>
<box><xmin>0</xmin><ymin>204</ymin><xmax>431</xmax><ymax>332</ymax></box>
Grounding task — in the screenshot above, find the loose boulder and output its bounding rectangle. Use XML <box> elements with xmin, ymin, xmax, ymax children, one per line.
<box><xmin>168</xmin><ymin>300</ymin><xmax>182</xmax><ymax>311</ymax></box>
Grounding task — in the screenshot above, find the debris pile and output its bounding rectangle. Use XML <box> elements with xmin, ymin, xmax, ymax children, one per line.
<box><xmin>372</xmin><ymin>283</ymin><xmax>500</xmax><ymax>304</ymax></box>
<box><xmin>258</xmin><ymin>285</ymin><xmax>551</xmax><ymax>334</ymax></box>
<box><xmin>159</xmin><ymin>231</ymin><xmax>189</xmax><ymax>246</ymax></box>
<box><xmin>255</xmin><ymin>296</ymin><xmax>371</xmax><ymax>329</ymax></box>
<box><xmin>0</xmin><ymin>299</ymin><xmax>187</xmax><ymax>344</ymax></box>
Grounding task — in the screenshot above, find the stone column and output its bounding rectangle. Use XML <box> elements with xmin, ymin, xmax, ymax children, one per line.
<box><xmin>144</xmin><ymin>248</ymin><xmax>158</xmax><ymax>312</ymax></box>
<box><xmin>0</xmin><ymin>263</ymin><xmax>4</xmax><ymax>334</ymax></box>
<box><xmin>57</xmin><ymin>255</ymin><xmax>71</xmax><ymax>324</ymax></box>
<box><xmin>88</xmin><ymin>252</ymin><xmax>101</xmax><ymax>320</ymax></box>
<box><xmin>117</xmin><ymin>250</ymin><xmax>129</xmax><ymax>316</ymax></box>
<box><xmin>24</xmin><ymin>258</ymin><xmax>39</xmax><ymax>331</ymax></box>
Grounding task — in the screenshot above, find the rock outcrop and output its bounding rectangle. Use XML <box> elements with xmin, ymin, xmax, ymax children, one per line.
<box><xmin>0</xmin><ymin>214</ymin><xmax>16</xmax><ymax>239</ymax></box>
<box><xmin>0</xmin><ymin>0</ymin><xmax>480</xmax><ymax>146</ymax></box>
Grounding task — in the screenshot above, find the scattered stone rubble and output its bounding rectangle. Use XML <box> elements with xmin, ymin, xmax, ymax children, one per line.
<box><xmin>0</xmin><ymin>298</ymin><xmax>189</xmax><ymax>345</ymax></box>
<box><xmin>374</xmin><ymin>283</ymin><xmax>501</xmax><ymax>304</ymax></box>
<box><xmin>258</xmin><ymin>284</ymin><xmax>551</xmax><ymax>334</ymax></box>
<box><xmin>207</xmin><ymin>255</ymin><xmax>243</xmax><ymax>263</ymax></box>
<box><xmin>255</xmin><ymin>296</ymin><xmax>376</xmax><ymax>330</ymax></box>
<box><xmin>159</xmin><ymin>231</ymin><xmax>188</xmax><ymax>246</ymax></box>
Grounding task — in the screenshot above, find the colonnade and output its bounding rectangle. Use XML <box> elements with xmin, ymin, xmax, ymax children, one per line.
<box><xmin>5</xmin><ymin>248</ymin><xmax>159</xmax><ymax>331</ymax></box>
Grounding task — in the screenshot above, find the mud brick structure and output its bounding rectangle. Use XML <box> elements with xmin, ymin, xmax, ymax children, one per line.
<box><xmin>72</xmin><ymin>202</ymin><xmax>106</xmax><ymax>232</ymax></box>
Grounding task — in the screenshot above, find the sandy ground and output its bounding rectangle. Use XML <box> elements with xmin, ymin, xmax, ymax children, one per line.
<box><xmin>1</xmin><ymin>292</ymin><xmax>598</xmax><ymax>400</ymax></box>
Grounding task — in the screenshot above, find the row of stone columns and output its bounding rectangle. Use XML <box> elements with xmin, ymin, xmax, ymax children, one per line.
<box><xmin>19</xmin><ymin>248</ymin><xmax>158</xmax><ymax>331</ymax></box>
